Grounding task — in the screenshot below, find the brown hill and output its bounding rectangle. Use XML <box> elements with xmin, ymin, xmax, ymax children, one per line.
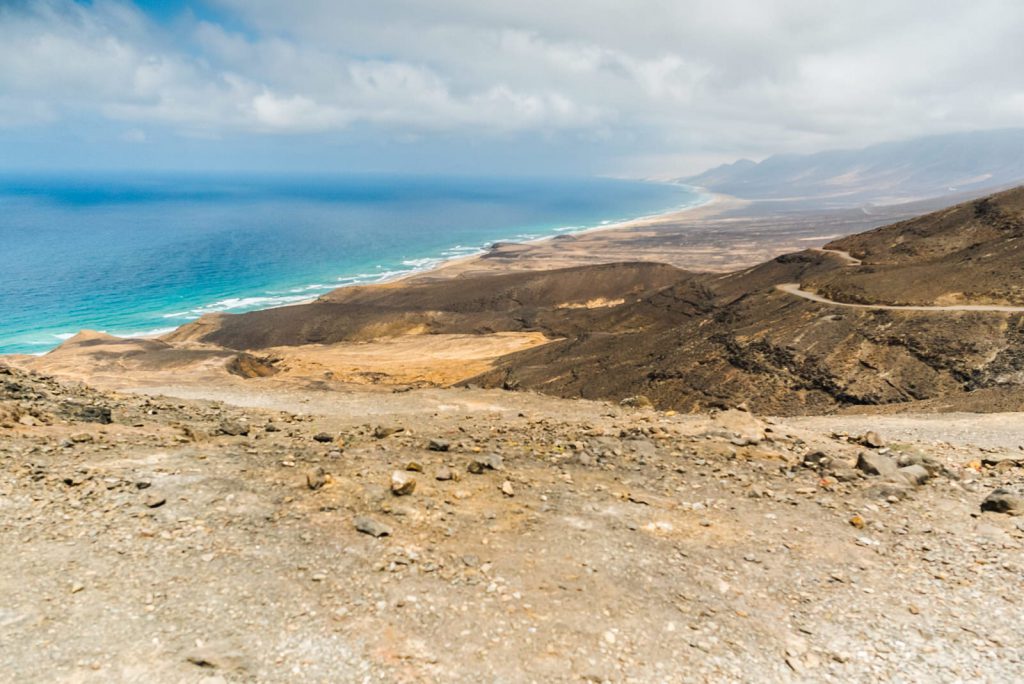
<box><xmin>803</xmin><ymin>187</ymin><xmax>1024</xmax><ymax>306</ymax></box>
<box><xmin>470</xmin><ymin>188</ymin><xmax>1024</xmax><ymax>413</ymax></box>
<box><xmin>164</xmin><ymin>262</ymin><xmax>696</xmax><ymax>349</ymax></box>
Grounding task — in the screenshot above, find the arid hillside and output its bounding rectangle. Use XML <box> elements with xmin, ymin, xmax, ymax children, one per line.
<box><xmin>19</xmin><ymin>187</ymin><xmax>1024</xmax><ymax>416</ymax></box>
<box><xmin>472</xmin><ymin>188</ymin><xmax>1024</xmax><ymax>413</ymax></box>
<box><xmin>804</xmin><ymin>187</ymin><xmax>1024</xmax><ymax>306</ymax></box>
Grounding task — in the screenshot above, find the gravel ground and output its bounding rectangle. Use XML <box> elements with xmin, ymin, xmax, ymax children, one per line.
<box><xmin>2</xmin><ymin>365</ymin><xmax>1023</xmax><ymax>683</ymax></box>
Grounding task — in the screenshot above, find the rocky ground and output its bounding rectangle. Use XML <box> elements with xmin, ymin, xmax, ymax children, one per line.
<box><xmin>2</xmin><ymin>363</ymin><xmax>1023</xmax><ymax>683</ymax></box>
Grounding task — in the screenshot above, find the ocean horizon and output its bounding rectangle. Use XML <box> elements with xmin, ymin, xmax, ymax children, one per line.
<box><xmin>0</xmin><ymin>173</ymin><xmax>704</xmax><ymax>355</ymax></box>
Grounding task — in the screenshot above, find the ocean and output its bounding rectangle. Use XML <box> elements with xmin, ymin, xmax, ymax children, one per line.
<box><xmin>0</xmin><ymin>174</ymin><xmax>703</xmax><ymax>355</ymax></box>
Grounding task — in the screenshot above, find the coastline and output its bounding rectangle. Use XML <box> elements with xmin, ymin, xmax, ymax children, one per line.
<box><xmin>2</xmin><ymin>184</ymin><xmax>718</xmax><ymax>355</ymax></box>
<box><xmin>390</xmin><ymin>188</ymin><xmax>729</xmax><ymax>284</ymax></box>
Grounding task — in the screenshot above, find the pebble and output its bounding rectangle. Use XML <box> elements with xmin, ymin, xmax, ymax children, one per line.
<box><xmin>354</xmin><ymin>516</ymin><xmax>393</xmax><ymax>538</ymax></box>
<box><xmin>391</xmin><ymin>471</ymin><xmax>416</xmax><ymax>496</ymax></box>
<box><xmin>981</xmin><ymin>488</ymin><xmax>1023</xmax><ymax>515</ymax></box>
<box><xmin>305</xmin><ymin>467</ymin><xmax>327</xmax><ymax>491</ymax></box>
<box><xmin>144</xmin><ymin>493</ymin><xmax>166</xmax><ymax>508</ymax></box>
<box><xmin>218</xmin><ymin>420</ymin><xmax>249</xmax><ymax>437</ymax></box>
<box><xmin>468</xmin><ymin>453</ymin><xmax>503</xmax><ymax>474</ymax></box>
<box><xmin>856</xmin><ymin>451</ymin><xmax>898</xmax><ymax>476</ymax></box>
<box><xmin>860</xmin><ymin>431</ymin><xmax>886</xmax><ymax>448</ymax></box>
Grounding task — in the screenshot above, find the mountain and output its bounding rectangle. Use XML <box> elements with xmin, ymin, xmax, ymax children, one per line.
<box><xmin>685</xmin><ymin>129</ymin><xmax>1024</xmax><ymax>205</ymax></box>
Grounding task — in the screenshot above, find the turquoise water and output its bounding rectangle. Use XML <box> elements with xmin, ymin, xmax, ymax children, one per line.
<box><xmin>0</xmin><ymin>174</ymin><xmax>703</xmax><ymax>355</ymax></box>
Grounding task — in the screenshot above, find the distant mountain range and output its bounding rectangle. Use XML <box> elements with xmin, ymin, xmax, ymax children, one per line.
<box><xmin>684</xmin><ymin>128</ymin><xmax>1024</xmax><ymax>205</ymax></box>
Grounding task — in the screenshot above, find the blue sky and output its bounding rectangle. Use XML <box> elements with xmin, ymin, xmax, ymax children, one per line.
<box><xmin>2</xmin><ymin>1</ymin><xmax>1024</xmax><ymax>176</ymax></box>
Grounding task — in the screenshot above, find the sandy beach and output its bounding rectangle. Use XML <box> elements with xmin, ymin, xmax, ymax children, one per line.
<box><xmin>403</xmin><ymin>190</ymin><xmax>950</xmax><ymax>282</ymax></box>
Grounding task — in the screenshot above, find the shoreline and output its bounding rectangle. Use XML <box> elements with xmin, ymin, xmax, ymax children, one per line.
<box><xmin>390</xmin><ymin>188</ymin><xmax>728</xmax><ymax>284</ymax></box>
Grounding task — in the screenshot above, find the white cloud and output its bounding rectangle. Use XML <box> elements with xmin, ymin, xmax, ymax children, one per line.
<box><xmin>2</xmin><ymin>0</ymin><xmax>1024</xmax><ymax>173</ymax></box>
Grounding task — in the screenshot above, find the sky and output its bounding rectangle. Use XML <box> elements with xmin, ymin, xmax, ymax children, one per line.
<box><xmin>1</xmin><ymin>0</ymin><xmax>1023</xmax><ymax>177</ymax></box>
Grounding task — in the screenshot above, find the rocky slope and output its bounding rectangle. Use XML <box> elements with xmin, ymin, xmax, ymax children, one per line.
<box><xmin>470</xmin><ymin>188</ymin><xmax>1024</xmax><ymax>413</ymax></box>
<box><xmin>2</xmin><ymin>362</ymin><xmax>1023</xmax><ymax>682</ymax></box>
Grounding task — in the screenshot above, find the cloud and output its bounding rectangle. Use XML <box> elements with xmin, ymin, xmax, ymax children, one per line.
<box><xmin>121</xmin><ymin>128</ymin><xmax>147</xmax><ymax>142</ymax></box>
<box><xmin>2</xmin><ymin>0</ymin><xmax>1024</xmax><ymax>174</ymax></box>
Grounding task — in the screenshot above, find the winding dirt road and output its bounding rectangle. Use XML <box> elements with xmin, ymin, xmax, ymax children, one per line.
<box><xmin>776</xmin><ymin>283</ymin><xmax>1024</xmax><ymax>312</ymax></box>
<box><xmin>776</xmin><ymin>247</ymin><xmax>1024</xmax><ymax>312</ymax></box>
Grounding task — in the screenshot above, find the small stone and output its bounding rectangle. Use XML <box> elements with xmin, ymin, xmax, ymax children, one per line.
<box><xmin>894</xmin><ymin>464</ymin><xmax>930</xmax><ymax>486</ymax></box>
<box><xmin>849</xmin><ymin>514</ymin><xmax>866</xmax><ymax>529</ymax></box>
<box><xmin>405</xmin><ymin>462</ymin><xmax>424</xmax><ymax>473</ymax></box>
<box><xmin>830</xmin><ymin>467</ymin><xmax>862</xmax><ymax>483</ymax></box>
<box><xmin>306</xmin><ymin>467</ymin><xmax>327</xmax><ymax>491</ymax></box>
<box><xmin>264</xmin><ymin>423</ymin><xmax>280</xmax><ymax>433</ymax></box>
<box><xmin>144</xmin><ymin>493</ymin><xmax>166</xmax><ymax>508</ymax></box>
<box><xmin>802</xmin><ymin>451</ymin><xmax>830</xmax><ymax>468</ymax></box>
<box><xmin>620</xmin><ymin>395</ymin><xmax>653</xmax><ymax>408</ymax></box>
<box><xmin>859</xmin><ymin>431</ymin><xmax>885</xmax><ymax>448</ymax></box>
<box><xmin>500</xmin><ymin>481</ymin><xmax>515</xmax><ymax>497</ymax></box>
<box><xmin>218</xmin><ymin>420</ymin><xmax>249</xmax><ymax>437</ymax></box>
<box><xmin>468</xmin><ymin>454</ymin><xmax>503</xmax><ymax>474</ymax></box>
<box><xmin>312</xmin><ymin>432</ymin><xmax>334</xmax><ymax>443</ymax></box>
<box><xmin>428</xmin><ymin>439</ymin><xmax>450</xmax><ymax>452</ymax></box>
<box><xmin>355</xmin><ymin>516</ymin><xmax>392</xmax><ymax>538</ymax></box>
<box><xmin>185</xmin><ymin>642</ymin><xmax>250</xmax><ymax>672</ymax></box>
<box><xmin>980</xmin><ymin>453</ymin><xmax>1024</xmax><ymax>467</ymax></box>
<box><xmin>373</xmin><ymin>425</ymin><xmax>403</xmax><ymax>439</ymax></box>
<box><xmin>70</xmin><ymin>582</ymin><xmax>85</xmax><ymax>594</ymax></box>
<box><xmin>856</xmin><ymin>451</ymin><xmax>897</xmax><ymax>476</ymax></box>
<box><xmin>70</xmin><ymin>432</ymin><xmax>93</xmax><ymax>443</ymax></box>
<box><xmin>981</xmin><ymin>488</ymin><xmax>1024</xmax><ymax>515</ymax></box>
<box><xmin>435</xmin><ymin>466</ymin><xmax>455</xmax><ymax>481</ymax></box>
<box><xmin>391</xmin><ymin>471</ymin><xmax>416</xmax><ymax>496</ymax></box>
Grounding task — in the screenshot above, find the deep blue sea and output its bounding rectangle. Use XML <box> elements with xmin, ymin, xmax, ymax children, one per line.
<box><xmin>0</xmin><ymin>174</ymin><xmax>703</xmax><ymax>355</ymax></box>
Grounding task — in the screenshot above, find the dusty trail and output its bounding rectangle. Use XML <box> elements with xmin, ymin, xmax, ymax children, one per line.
<box><xmin>779</xmin><ymin>249</ymin><xmax>1024</xmax><ymax>312</ymax></box>
<box><xmin>776</xmin><ymin>283</ymin><xmax>1024</xmax><ymax>312</ymax></box>
<box><xmin>813</xmin><ymin>247</ymin><xmax>862</xmax><ymax>265</ymax></box>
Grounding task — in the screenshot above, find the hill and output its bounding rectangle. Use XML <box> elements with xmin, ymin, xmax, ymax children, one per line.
<box><xmin>472</xmin><ymin>187</ymin><xmax>1024</xmax><ymax>412</ymax></box>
